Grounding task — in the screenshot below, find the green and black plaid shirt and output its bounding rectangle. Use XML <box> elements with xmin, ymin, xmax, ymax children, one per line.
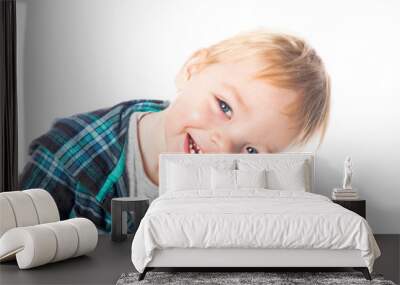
<box><xmin>19</xmin><ymin>99</ymin><xmax>169</xmax><ymax>233</ymax></box>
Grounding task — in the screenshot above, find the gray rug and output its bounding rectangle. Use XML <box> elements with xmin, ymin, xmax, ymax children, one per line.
<box><xmin>116</xmin><ymin>271</ymin><xmax>396</xmax><ymax>285</ymax></box>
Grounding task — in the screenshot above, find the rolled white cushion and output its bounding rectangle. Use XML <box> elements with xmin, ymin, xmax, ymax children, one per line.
<box><xmin>0</xmin><ymin>191</ymin><xmax>39</xmax><ymax>227</ymax></box>
<box><xmin>0</xmin><ymin>196</ymin><xmax>17</xmax><ymax>237</ymax></box>
<box><xmin>42</xmin><ymin>221</ymin><xmax>79</xmax><ymax>262</ymax></box>
<box><xmin>0</xmin><ymin>225</ymin><xmax>57</xmax><ymax>269</ymax></box>
<box><xmin>0</xmin><ymin>218</ymin><xmax>98</xmax><ymax>269</ymax></box>
<box><xmin>24</xmin><ymin>189</ymin><xmax>59</xmax><ymax>224</ymax></box>
<box><xmin>65</xmin><ymin>218</ymin><xmax>98</xmax><ymax>257</ymax></box>
<box><xmin>0</xmin><ymin>189</ymin><xmax>60</xmax><ymax>239</ymax></box>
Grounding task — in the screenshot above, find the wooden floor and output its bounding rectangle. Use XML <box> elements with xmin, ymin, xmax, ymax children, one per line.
<box><xmin>374</xmin><ymin>234</ymin><xmax>400</xmax><ymax>283</ymax></box>
<box><xmin>0</xmin><ymin>234</ymin><xmax>398</xmax><ymax>284</ymax></box>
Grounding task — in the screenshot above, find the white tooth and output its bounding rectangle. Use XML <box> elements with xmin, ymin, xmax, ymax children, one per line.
<box><xmin>190</xmin><ymin>149</ymin><xmax>195</xmax><ymax>154</ymax></box>
<box><xmin>189</xmin><ymin>143</ymin><xmax>193</xmax><ymax>147</ymax></box>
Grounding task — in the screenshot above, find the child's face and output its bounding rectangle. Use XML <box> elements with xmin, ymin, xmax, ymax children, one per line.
<box><xmin>164</xmin><ymin>57</ymin><xmax>300</xmax><ymax>154</ymax></box>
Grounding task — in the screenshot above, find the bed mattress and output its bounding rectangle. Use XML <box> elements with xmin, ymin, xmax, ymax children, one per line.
<box><xmin>131</xmin><ymin>189</ymin><xmax>380</xmax><ymax>273</ymax></box>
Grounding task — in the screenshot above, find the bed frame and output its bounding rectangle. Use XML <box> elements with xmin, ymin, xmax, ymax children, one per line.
<box><xmin>139</xmin><ymin>153</ymin><xmax>371</xmax><ymax>280</ymax></box>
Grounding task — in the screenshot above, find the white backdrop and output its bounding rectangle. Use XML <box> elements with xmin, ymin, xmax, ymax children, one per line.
<box><xmin>16</xmin><ymin>0</ymin><xmax>400</xmax><ymax>233</ymax></box>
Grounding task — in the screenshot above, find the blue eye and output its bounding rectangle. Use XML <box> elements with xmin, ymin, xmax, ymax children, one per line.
<box><xmin>217</xmin><ymin>98</ymin><xmax>232</xmax><ymax>118</ymax></box>
<box><xmin>246</xmin><ymin>146</ymin><xmax>258</xmax><ymax>154</ymax></box>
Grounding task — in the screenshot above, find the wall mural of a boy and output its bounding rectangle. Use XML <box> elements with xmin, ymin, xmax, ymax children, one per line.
<box><xmin>19</xmin><ymin>29</ymin><xmax>331</xmax><ymax>233</ymax></box>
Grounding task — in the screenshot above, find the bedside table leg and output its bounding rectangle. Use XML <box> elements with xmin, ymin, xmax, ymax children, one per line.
<box><xmin>111</xmin><ymin>200</ymin><xmax>124</xmax><ymax>242</ymax></box>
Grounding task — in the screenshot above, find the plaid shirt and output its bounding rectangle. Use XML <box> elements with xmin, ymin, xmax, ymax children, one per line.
<box><xmin>19</xmin><ymin>99</ymin><xmax>169</xmax><ymax>233</ymax></box>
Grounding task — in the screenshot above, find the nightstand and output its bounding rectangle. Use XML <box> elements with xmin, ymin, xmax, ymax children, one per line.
<box><xmin>111</xmin><ymin>197</ymin><xmax>149</xmax><ymax>242</ymax></box>
<box><xmin>332</xmin><ymin>199</ymin><xmax>366</xmax><ymax>219</ymax></box>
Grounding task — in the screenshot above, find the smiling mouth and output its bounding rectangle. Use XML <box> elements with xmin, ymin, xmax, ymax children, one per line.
<box><xmin>186</xmin><ymin>133</ymin><xmax>203</xmax><ymax>154</ymax></box>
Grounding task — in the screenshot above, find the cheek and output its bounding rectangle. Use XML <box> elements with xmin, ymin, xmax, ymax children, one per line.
<box><xmin>262</xmin><ymin>117</ymin><xmax>299</xmax><ymax>150</ymax></box>
<box><xmin>270</xmin><ymin>113</ymin><xmax>299</xmax><ymax>145</ymax></box>
<box><xmin>163</xmin><ymin>92</ymin><xmax>217</xmax><ymax>152</ymax></box>
<box><xmin>186</xmin><ymin>100</ymin><xmax>215</xmax><ymax>127</ymax></box>
<box><xmin>166</xmin><ymin>93</ymin><xmax>216</xmax><ymax>134</ymax></box>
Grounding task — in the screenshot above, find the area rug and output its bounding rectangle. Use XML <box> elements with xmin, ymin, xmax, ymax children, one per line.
<box><xmin>116</xmin><ymin>271</ymin><xmax>396</xmax><ymax>285</ymax></box>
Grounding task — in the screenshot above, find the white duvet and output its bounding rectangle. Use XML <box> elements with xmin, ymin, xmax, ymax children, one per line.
<box><xmin>131</xmin><ymin>190</ymin><xmax>380</xmax><ymax>273</ymax></box>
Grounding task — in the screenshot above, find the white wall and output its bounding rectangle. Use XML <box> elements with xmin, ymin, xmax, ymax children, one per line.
<box><xmin>17</xmin><ymin>0</ymin><xmax>400</xmax><ymax>233</ymax></box>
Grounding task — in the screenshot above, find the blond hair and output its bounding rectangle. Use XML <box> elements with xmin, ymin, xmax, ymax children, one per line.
<box><xmin>184</xmin><ymin>28</ymin><xmax>331</xmax><ymax>147</ymax></box>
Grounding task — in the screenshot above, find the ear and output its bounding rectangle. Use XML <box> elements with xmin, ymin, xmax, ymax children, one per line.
<box><xmin>175</xmin><ymin>48</ymin><xmax>209</xmax><ymax>91</ymax></box>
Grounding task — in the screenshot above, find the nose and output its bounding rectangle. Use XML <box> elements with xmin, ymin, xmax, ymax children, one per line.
<box><xmin>210</xmin><ymin>131</ymin><xmax>235</xmax><ymax>153</ymax></box>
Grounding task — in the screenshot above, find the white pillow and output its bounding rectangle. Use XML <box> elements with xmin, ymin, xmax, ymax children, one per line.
<box><xmin>237</xmin><ymin>159</ymin><xmax>309</xmax><ymax>191</ymax></box>
<box><xmin>166</xmin><ymin>162</ymin><xmax>210</xmax><ymax>191</ymax></box>
<box><xmin>211</xmin><ymin>168</ymin><xmax>268</xmax><ymax>190</ymax></box>
<box><xmin>267</xmin><ymin>165</ymin><xmax>307</xmax><ymax>191</ymax></box>
<box><xmin>165</xmin><ymin>160</ymin><xmax>236</xmax><ymax>192</ymax></box>
<box><xmin>211</xmin><ymin>168</ymin><xmax>236</xmax><ymax>190</ymax></box>
<box><xmin>236</xmin><ymin>169</ymin><xmax>267</xmax><ymax>189</ymax></box>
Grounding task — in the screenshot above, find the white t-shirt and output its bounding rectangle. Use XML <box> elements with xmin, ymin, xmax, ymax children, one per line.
<box><xmin>125</xmin><ymin>112</ymin><xmax>159</xmax><ymax>202</ymax></box>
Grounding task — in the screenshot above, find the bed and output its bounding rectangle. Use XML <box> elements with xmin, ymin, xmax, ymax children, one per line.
<box><xmin>130</xmin><ymin>153</ymin><xmax>381</xmax><ymax>280</ymax></box>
